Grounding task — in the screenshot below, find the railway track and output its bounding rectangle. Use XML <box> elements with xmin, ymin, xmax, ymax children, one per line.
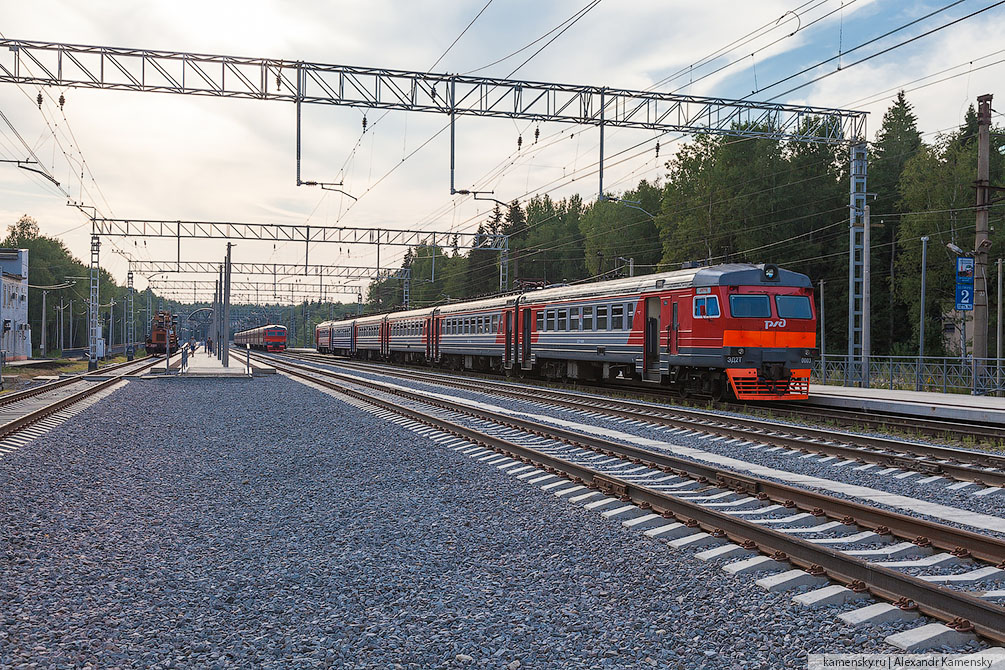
<box><xmin>285</xmin><ymin>349</ymin><xmax>1002</xmax><ymax>447</ymax></box>
<box><xmin>747</xmin><ymin>400</ymin><xmax>1005</xmax><ymax>447</ymax></box>
<box><xmin>280</xmin><ymin>352</ymin><xmax>1005</xmax><ymax>489</ymax></box>
<box><xmin>0</xmin><ymin>355</ymin><xmax>167</xmax><ymax>454</ymax></box>
<box><xmin>260</xmin><ymin>351</ymin><xmax>1005</xmax><ymax>648</ymax></box>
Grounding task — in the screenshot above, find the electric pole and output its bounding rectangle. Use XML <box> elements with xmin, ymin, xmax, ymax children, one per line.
<box><xmin>41</xmin><ymin>290</ymin><xmax>48</xmax><ymax>357</ymax></box>
<box><xmin>974</xmin><ymin>93</ymin><xmax>992</xmax><ymax>363</ymax></box>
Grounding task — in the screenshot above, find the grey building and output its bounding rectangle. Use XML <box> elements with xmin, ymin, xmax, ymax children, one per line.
<box><xmin>0</xmin><ymin>248</ymin><xmax>31</xmax><ymax>360</ymax></box>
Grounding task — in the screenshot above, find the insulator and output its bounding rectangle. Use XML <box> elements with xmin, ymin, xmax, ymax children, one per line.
<box><xmin>36</xmin><ymin>92</ymin><xmax>43</xmax><ymax>109</ymax></box>
<box><xmin>362</xmin><ymin>115</ymin><xmax>367</xmax><ymax>131</ymax></box>
<box><xmin>534</xmin><ymin>127</ymin><xmax>540</xmax><ymax>143</ymax></box>
<box><xmin>517</xmin><ymin>135</ymin><xmax>523</xmax><ymax>150</ymax></box>
<box><xmin>655</xmin><ymin>141</ymin><xmax>660</xmax><ymax>158</ymax></box>
<box><xmin>59</xmin><ymin>93</ymin><xmax>65</xmax><ymax>109</ymax></box>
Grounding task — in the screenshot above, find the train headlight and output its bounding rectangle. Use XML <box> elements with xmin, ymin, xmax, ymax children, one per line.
<box><xmin>737</xmin><ymin>348</ymin><xmax>745</xmax><ymax>355</ymax></box>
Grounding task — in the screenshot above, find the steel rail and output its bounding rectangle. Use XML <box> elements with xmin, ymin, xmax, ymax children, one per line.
<box><xmin>264</xmin><ymin>354</ymin><xmax>1005</xmax><ymax>645</ymax></box>
<box><xmin>0</xmin><ymin>376</ymin><xmax>124</xmax><ymax>439</ymax></box>
<box><xmin>0</xmin><ymin>354</ymin><xmax>156</xmax><ymax>409</ymax></box>
<box><xmin>288</xmin><ymin>354</ymin><xmax>1005</xmax><ymax>486</ymax></box>
<box><xmin>766</xmin><ymin>401</ymin><xmax>1005</xmax><ymax>444</ymax></box>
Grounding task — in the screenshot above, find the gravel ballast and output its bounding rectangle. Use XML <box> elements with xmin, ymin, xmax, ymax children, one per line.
<box><xmin>0</xmin><ymin>374</ymin><xmax>984</xmax><ymax>668</ymax></box>
<box><xmin>293</xmin><ymin>358</ymin><xmax>1005</xmax><ymax>530</ymax></box>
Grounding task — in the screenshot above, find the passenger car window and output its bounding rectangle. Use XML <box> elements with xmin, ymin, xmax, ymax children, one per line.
<box><xmin>597</xmin><ymin>305</ymin><xmax>608</xmax><ymax>330</ymax></box>
<box><xmin>611</xmin><ymin>305</ymin><xmax>624</xmax><ymax>330</ymax></box>
<box><xmin>536</xmin><ymin>311</ymin><xmax>545</xmax><ymax>332</ymax></box>
<box><xmin>570</xmin><ymin>307</ymin><xmax>580</xmax><ymax>331</ymax></box>
<box><xmin>583</xmin><ymin>306</ymin><xmax>593</xmax><ymax>331</ymax></box>
<box><xmin>626</xmin><ymin>304</ymin><xmax>634</xmax><ymax>330</ymax></box>
<box><xmin>557</xmin><ymin>309</ymin><xmax>567</xmax><ymax>331</ymax></box>
<box><xmin>729</xmin><ymin>295</ymin><xmax>770</xmax><ymax>318</ymax></box>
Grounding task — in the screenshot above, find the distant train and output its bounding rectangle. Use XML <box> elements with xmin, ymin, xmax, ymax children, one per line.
<box><xmin>145</xmin><ymin>310</ymin><xmax>178</xmax><ymax>355</ymax></box>
<box><xmin>314</xmin><ymin>264</ymin><xmax>817</xmax><ymax>401</ymax></box>
<box><xmin>234</xmin><ymin>324</ymin><xmax>288</xmax><ymax>352</ymax></box>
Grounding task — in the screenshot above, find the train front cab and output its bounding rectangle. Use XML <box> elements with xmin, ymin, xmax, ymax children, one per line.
<box><xmin>711</xmin><ymin>265</ymin><xmax>812</xmax><ymax>401</ymax></box>
<box><xmin>627</xmin><ymin>265</ymin><xmax>814</xmax><ymax>401</ymax></box>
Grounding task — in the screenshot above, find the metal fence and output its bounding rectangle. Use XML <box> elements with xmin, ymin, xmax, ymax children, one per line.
<box><xmin>813</xmin><ymin>355</ymin><xmax>1005</xmax><ymax>396</ymax></box>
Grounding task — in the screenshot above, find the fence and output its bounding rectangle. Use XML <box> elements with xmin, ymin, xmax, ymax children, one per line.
<box><xmin>813</xmin><ymin>355</ymin><xmax>1005</xmax><ymax>396</ymax></box>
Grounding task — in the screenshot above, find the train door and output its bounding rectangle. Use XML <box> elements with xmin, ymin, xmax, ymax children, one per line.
<box><xmin>669</xmin><ymin>301</ymin><xmax>679</xmax><ymax>355</ymax></box>
<box><xmin>644</xmin><ymin>296</ymin><xmax>661</xmax><ymax>380</ymax></box>
<box><xmin>504</xmin><ymin>311</ymin><xmax>512</xmax><ymax>368</ymax></box>
<box><xmin>432</xmin><ymin>315</ymin><xmax>440</xmax><ymax>362</ymax></box>
<box><xmin>521</xmin><ymin>307</ymin><xmax>532</xmax><ymax>368</ymax></box>
<box><xmin>350</xmin><ymin>322</ymin><xmax>357</xmax><ymax>355</ymax></box>
<box><xmin>425</xmin><ymin>317</ymin><xmax>431</xmax><ymax>360</ymax></box>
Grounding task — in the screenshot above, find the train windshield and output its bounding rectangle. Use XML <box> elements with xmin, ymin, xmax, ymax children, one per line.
<box><xmin>729</xmin><ymin>295</ymin><xmax>771</xmax><ymax>318</ymax></box>
<box><xmin>267</xmin><ymin>329</ymin><xmax>284</xmax><ymax>337</ymax></box>
<box><xmin>775</xmin><ymin>295</ymin><xmax>812</xmax><ymax>319</ymax></box>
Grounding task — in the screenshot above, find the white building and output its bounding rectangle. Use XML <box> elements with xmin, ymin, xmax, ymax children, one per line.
<box><xmin>0</xmin><ymin>248</ymin><xmax>30</xmax><ymax>361</ymax></box>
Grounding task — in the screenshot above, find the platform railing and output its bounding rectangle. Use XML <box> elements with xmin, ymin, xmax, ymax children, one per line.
<box><xmin>813</xmin><ymin>355</ymin><xmax>1005</xmax><ymax>396</ymax></box>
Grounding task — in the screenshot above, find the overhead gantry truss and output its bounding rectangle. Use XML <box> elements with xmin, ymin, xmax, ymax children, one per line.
<box><xmin>92</xmin><ymin>218</ymin><xmax>508</xmax><ymax>250</ymax></box>
<box><xmin>148</xmin><ymin>279</ymin><xmax>363</xmax><ymax>294</ymax></box>
<box><xmin>130</xmin><ymin>259</ymin><xmax>410</xmax><ymax>280</ymax></box>
<box><xmin>0</xmin><ymin>38</ymin><xmax>865</xmax><ymax>141</ymax></box>
<box><xmin>0</xmin><ymin>36</ymin><xmax>871</xmax><ymax>379</ymax></box>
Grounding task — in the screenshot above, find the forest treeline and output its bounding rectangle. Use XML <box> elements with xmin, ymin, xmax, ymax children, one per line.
<box><xmin>370</xmin><ymin>92</ymin><xmax>1004</xmax><ymax>357</ymax></box>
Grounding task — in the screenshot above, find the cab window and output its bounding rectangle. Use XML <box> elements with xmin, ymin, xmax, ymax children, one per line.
<box><xmin>693</xmin><ymin>296</ymin><xmax>721</xmax><ymax>319</ymax></box>
<box><xmin>728</xmin><ymin>295</ymin><xmax>769</xmax><ymax>318</ymax></box>
<box><xmin>775</xmin><ymin>295</ymin><xmax>812</xmax><ymax>319</ymax></box>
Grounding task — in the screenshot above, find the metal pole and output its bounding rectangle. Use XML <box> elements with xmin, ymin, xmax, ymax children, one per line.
<box><xmin>598</xmin><ymin>89</ymin><xmax>605</xmax><ymax>199</ymax></box>
<box><xmin>41</xmin><ymin>290</ymin><xmax>47</xmax><ymax>357</ymax></box>
<box><xmin>58</xmin><ymin>296</ymin><xmax>63</xmax><ymax>353</ymax></box>
<box><xmin>223</xmin><ymin>242</ymin><xmax>232</xmax><ymax>367</ymax></box>
<box><xmin>974</xmin><ymin>94</ymin><xmax>992</xmax><ymax>362</ymax></box>
<box><xmin>69</xmin><ymin>299</ymin><xmax>73</xmax><ymax>348</ymax></box>
<box><xmin>108</xmin><ymin>300</ymin><xmax>114</xmax><ymax>357</ymax></box>
<box><xmin>217</xmin><ymin>264</ymin><xmax>224</xmax><ymax>359</ymax></box>
<box><xmin>862</xmin><ymin>205</ymin><xmax>871</xmax><ymax>388</ymax></box>
<box><xmin>918</xmin><ymin>236</ymin><xmax>929</xmax><ymax>391</ymax></box>
<box><xmin>819</xmin><ymin>279</ymin><xmax>826</xmax><ymax>385</ymax></box>
<box><xmin>997</xmin><ymin>257</ymin><xmax>1003</xmax><ymax>395</ymax></box>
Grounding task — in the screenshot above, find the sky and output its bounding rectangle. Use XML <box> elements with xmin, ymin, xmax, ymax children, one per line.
<box><xmin>0</xmin><ymin>0</ymin><xmax>1003</xmax><ymax>303</ymax></box>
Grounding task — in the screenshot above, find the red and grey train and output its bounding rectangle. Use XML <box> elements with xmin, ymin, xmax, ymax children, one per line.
<box><xmin>315</xmin><ymin>263</ymin><xmax>817</xmax><ymax>400</ymax></box>
<box><xmin>234</xmin><ymin>324</ymin><xmax>288</xmax><ymax>352</ymax></box>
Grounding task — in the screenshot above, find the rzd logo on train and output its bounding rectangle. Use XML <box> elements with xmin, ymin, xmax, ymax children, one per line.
<box><xmin>764</xmin><ymin>319</ymin><xmax>787</xmax><ymax>328</ymax></box>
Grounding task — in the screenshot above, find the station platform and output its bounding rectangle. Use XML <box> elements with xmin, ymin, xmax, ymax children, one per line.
<box><xmin>807</xmin><ymin>384</ymin><xmax>1005</xmax><ymax>426</ymax></box>
<box><xmin>174</xmin><ymin>348</ymin><xmax>277</xmax><ymax>378</ymax></box>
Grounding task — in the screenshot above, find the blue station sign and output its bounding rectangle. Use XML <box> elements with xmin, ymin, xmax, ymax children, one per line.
<box><xmin>955</xmin><ymin>256</ymin><xmax>974</xmax><ymax>311</ymax></box>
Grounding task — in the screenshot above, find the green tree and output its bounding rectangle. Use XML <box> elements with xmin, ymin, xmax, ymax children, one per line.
<box><xmin>869</xmin><ymin>92</ymin><xmax>923</xmax><ymax>354</ymax></box>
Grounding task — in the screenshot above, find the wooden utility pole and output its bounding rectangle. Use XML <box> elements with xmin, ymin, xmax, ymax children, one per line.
<box><xmin>973</xmin><ymin>94</ymin><xmax>992</xmax><ymax>362</ymax></box>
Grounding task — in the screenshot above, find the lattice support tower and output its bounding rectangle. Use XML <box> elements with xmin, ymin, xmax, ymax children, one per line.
<box><xmin>847</xmin><ymin>143</ymin><xmax>868</xmax><ymax>385</ymax></box>
<box><xmin>87</xmin><ymin>235</ymin><xmax>100</xmax><ymax>371</ymax></box>
<box><xmin>126</xmin><ymin>270</ymin><xmax>135</xmax><ymax>360</ymax></box>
